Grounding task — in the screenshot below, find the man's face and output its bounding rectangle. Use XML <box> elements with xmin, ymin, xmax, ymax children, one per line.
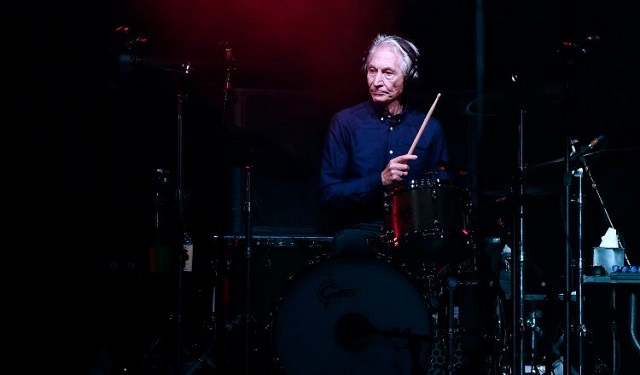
<box><xmin>366</xmin><ymin>45</ymin><xmax>405</xmax><ymax>107</ymax></box>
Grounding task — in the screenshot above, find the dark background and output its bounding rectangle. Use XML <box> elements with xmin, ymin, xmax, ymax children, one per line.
<box><xmin>18</xmin><ymin>0</ymin><xmax>639</xmax><ymax>374</ymax></box>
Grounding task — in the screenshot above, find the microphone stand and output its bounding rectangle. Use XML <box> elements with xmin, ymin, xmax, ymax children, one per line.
<box><xmin>562</xmin><ymin>133</ymin><xmax>573</xmax><ymax>375</ymax></box>
<box><xmin>574</xmin><ymin>154</ymin><xmax>628</xmax><ymax>375</ymax></box>
<box><xmin>580</xmin><ymin>154</ymin><xmax>627</xmax><ymax>261</ymax></box>
<box><xmin>571</xmin><ymin>162</ymin><xmax>584</xmax><ymax>375</ymax></box>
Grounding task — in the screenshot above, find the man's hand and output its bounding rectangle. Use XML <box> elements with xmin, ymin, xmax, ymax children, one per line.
<box><xmin>381</xmin><ymin>154</ymin><xmax>417</xmax><ymax>186</ymax></box>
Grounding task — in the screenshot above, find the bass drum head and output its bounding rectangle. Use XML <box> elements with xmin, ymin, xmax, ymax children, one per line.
<box><xmin>271</xmin><ymin>256</ymin><xmax>432</xmax><ymax>375</ymax></box>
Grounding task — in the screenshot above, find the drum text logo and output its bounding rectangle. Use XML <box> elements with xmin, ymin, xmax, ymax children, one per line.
<box><xmin>317</xmin><ymin>279</ymin><xmax>358</xmax><ymax>308</ymax></box>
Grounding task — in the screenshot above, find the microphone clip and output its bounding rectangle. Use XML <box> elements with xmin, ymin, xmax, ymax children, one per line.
<box><xmin>569</xmin><ymin>135</ymin><xmax>605</xmax><ymax>165</ymax></box>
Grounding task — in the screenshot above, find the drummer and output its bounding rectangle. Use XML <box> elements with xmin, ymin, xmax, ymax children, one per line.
<box><xmin>318</xmin><ymin>33</ymin><xmax>452</xmax><ymax>256</ymax></box>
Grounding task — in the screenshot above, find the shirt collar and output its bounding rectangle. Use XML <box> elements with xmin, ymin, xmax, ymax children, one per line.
<box><xmin>370</xmin><ymin>99</ymin><xmax>408</xmax><ymax>124</ymax></box>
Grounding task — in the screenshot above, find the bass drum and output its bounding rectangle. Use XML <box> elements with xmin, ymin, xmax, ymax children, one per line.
<box><xmin>270</xmin><ymin>257</ymin><xmax>432</xmax><ymax>375</ymax></box>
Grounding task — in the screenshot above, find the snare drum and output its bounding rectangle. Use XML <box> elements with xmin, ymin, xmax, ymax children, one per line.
<box><xmin>384</xmin><ymin>176</ymin><xmax>473</xmax><ymax>264</ymax></box>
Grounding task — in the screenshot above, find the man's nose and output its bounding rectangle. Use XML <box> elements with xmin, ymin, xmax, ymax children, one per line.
<box><xmin>374</xmin><ymin>72</ymin><xmax>385</xmax><ymax>85</ymax></box>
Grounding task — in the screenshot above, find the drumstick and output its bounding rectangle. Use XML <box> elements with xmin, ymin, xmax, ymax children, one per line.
<box><xmin>408</xmin><ymin>93</ymin><xmax>441</xmax><ymax>155</ymax></box>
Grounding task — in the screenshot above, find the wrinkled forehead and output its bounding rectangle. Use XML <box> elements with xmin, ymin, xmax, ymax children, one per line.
<box><xmin>368</xmin><ymin>44</ymin><xmax>403</xmax><ymax>70</ymax></box>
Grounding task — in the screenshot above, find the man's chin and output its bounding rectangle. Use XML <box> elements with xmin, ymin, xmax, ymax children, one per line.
<box><xmin>370</xmin><ymin>95</ymin><xmax>390</xmax><ymax>104</ymax></box>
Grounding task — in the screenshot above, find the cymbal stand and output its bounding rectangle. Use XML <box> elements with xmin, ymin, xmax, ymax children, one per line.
<box><xmin>239</xmin><ymin>162</ymin><xmax>254</xmax><ymax>375</ymax></box>
<box><xmin>510</xmin><ymin>106</ymin><xmax>527</xmax><ymax>375</ymax></box>
<box><xmin>552</xmin><ymin>152</ymin><xmax>595</xmax><ymax>375</ymax></box>
<box><xmin>174</xmin><ymin>72</ymin><xmax>189</xmax><ymax>374</ymax></box>
<box><xmin>221</xmin><ymin>44</ymin><xmax>254</xmax><ymax>373</ymax></box>
<box><xmin>223</xmin><ymin>161</ymin><xmax>255</xmax><ymax>375</ymax></box>
<box><xmin>559</xmin><ymin>36</ymin><xmax>601</xmax><ymax>375</ymax></box>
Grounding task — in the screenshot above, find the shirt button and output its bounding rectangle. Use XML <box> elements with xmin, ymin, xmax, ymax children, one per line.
<box><xmin>389</xmin><ymin>150</ymin><xmax>394</xmax><ymax>155</ymax></box>
<box><xmin>390</xmin><ymin>126</ymin><xmax>394</xmax><ymax>131</ymax></box>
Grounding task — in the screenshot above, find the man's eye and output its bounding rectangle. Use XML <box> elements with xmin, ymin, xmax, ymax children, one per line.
<box><xmin>367</xmin><ymin>68</ymin><xmax>397</xmax><ymax>80</ymax></box>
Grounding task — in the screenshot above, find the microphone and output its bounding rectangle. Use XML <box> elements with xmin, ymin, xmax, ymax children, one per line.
<box><xmin>224</xmin><ymin>45</ymin><xmax>234</xmax><ymax>91</ymax></box>
<box><xmin>569</xmin><ymin>135</ymin><xmax>605</xmax><ymax>164</ymax></box>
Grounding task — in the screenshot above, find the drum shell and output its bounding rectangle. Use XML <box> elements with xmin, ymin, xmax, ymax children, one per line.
<box><xmin>383</xmin><ymin>178</ymin><xmax>473</xmax><ymax>265</ymax></box>
<box><xmin>223</xmin><ymin>236</ymin><xmax>332</xmax><ymax>330</ymax></box>
<box><xmin>385</xmin><ymin>179</ymin><xmax>469</xmax><ymax>238</ymax></box>
<box><xmin>269</xmin><ymin>256</ymin><xmax>433</xmax><ymax>375</ymax></box>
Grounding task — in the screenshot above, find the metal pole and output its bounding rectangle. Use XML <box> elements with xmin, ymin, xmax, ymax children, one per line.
<box><xmin>512</xmin><ymin>107</ymin><xmax>526</xmax><ymax>375</ymax></box>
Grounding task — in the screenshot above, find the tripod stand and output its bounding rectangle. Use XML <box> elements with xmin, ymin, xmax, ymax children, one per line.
<box><xmin>141</xmin><ymin>62</ymin><xmax>219</xmax><ymax>375</ymax></box>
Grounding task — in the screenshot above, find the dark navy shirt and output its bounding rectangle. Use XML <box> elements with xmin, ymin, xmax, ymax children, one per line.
<box><xmin>318</xmin><ymin>99</ymin><xmax>450</xmax><ymax>228</ymax></box>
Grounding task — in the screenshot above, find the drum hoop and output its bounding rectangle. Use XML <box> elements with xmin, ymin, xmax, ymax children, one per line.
<box><xmin>386</xmin><ymin>178</ymin><xmax>463</xmax><ymax>195</ymax></box>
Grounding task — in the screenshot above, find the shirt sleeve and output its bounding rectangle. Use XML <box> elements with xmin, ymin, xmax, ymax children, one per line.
<box><xmin>317</xmin><ymin>113</ymin><xmax>383</xmax><ymax>210</ymax></box>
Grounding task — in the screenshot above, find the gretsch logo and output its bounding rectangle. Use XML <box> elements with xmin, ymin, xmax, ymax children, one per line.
<box><xmin>317</xmin><ymin>279</ymin><xmax>358</xmax><ymax>307</ymax></box>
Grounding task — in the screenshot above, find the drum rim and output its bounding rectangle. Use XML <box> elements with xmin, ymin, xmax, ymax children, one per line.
<box><xmin>386</xmin><ymin>178</ymin><xmax>463</xmax><ymax>194</ymax></box>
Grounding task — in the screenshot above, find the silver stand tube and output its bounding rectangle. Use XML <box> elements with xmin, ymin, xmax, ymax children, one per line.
<box><xmin>511</xmin><ymin>107</ymin><xmax>526</xmax><ymax>375</ymax></box>
<box><xmin>572</xmin><ymin>166</ymin><xmax>584</xmax><ymax>375</ymax></box>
